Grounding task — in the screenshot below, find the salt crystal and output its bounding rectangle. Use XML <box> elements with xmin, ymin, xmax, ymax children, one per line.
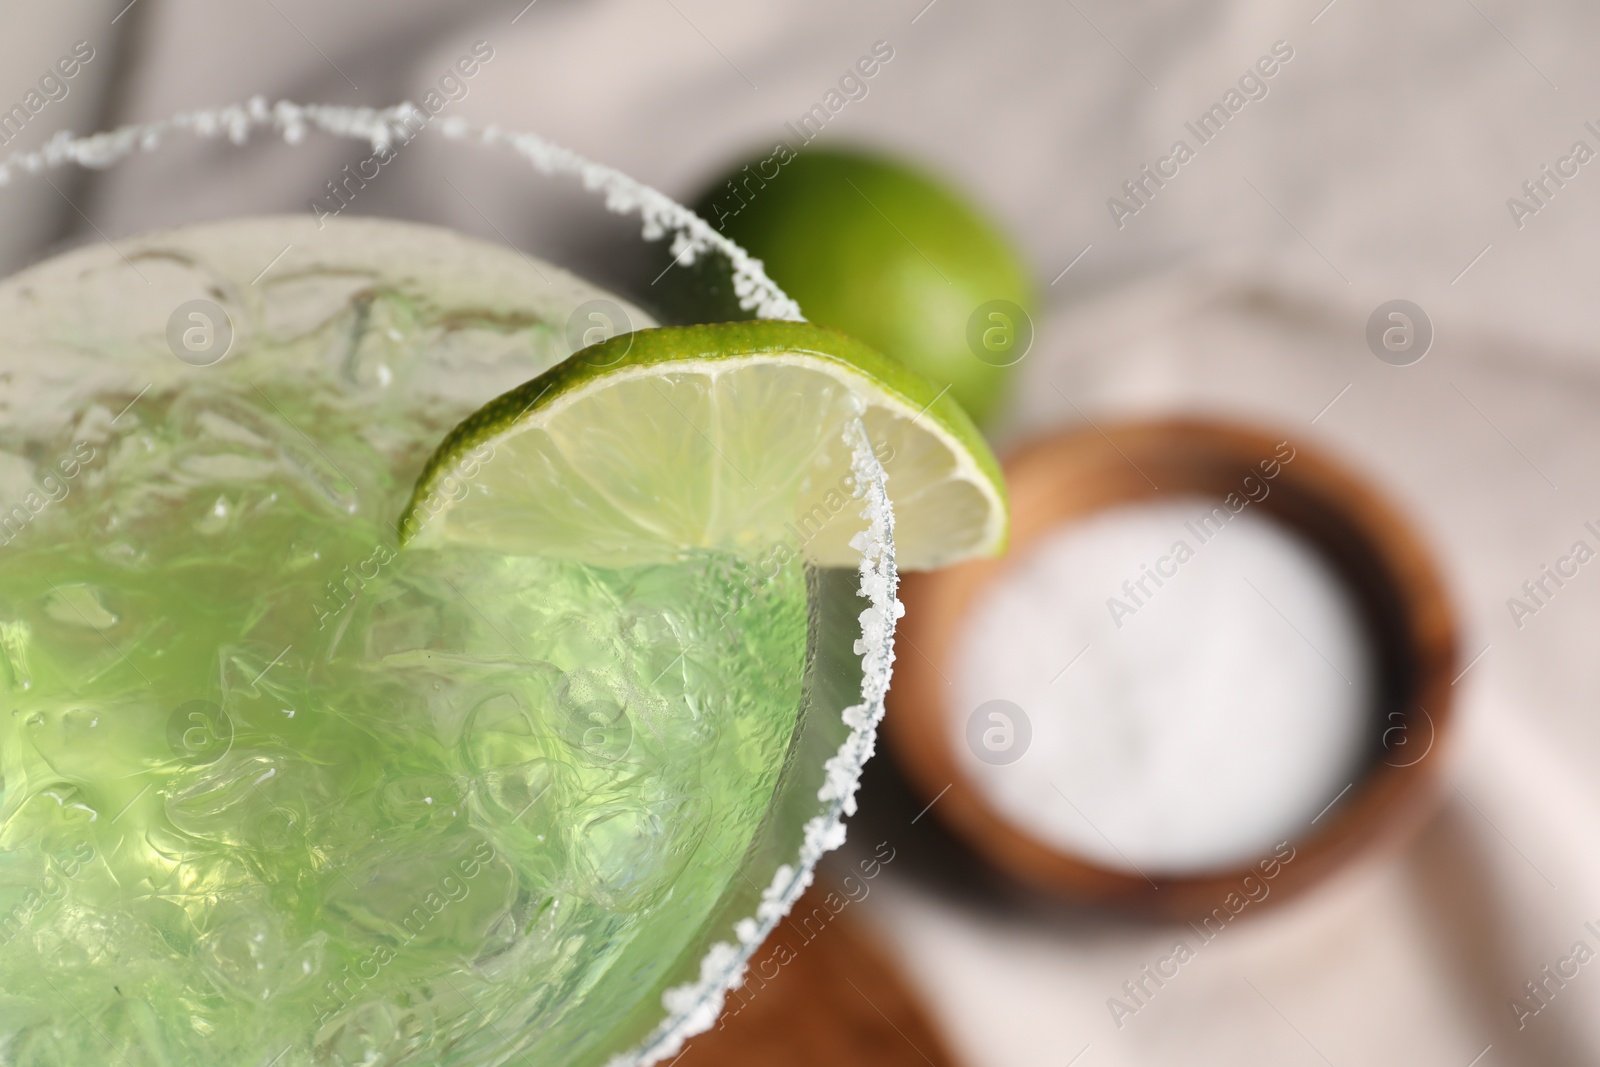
<box><xmin>952</xmin><ymin>496</ymin><xmax>1371</xmax><ymax>874</ymax></box>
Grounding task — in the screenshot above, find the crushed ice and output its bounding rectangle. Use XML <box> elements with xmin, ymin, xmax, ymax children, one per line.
<box><xmin>5</xmin><ymin>102</ymin><xmax>897</xmax><ymax>1067</ymax></box>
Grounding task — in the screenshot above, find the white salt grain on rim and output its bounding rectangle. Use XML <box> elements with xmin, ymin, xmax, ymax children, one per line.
<box><xmin>952</xmin><ymin>496</ymin><xmax>1372</xmax><ymax>875</ymax></box>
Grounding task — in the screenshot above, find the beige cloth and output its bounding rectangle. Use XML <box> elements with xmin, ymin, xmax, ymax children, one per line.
<box><xmin>857</xmin><ymin>269</ymin><xmax>1600</xmax><ymax>1067</ymax></box>
<box><xmin>6</xmin><ymin>1</ymin><xmax>1600</xmax><ymax>1064</ymax></box>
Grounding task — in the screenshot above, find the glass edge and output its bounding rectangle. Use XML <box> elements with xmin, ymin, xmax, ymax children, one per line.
<box><xmin>2</xmin><ymin>104</ymin><xmax>901</xmax><ymax>1067</ymax></box>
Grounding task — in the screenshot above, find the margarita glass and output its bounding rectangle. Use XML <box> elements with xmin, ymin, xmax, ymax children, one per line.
<box><xmin>0</xmin><ymin>104</ymin><xmax>905</xmax><ymax>1067</ymax></box>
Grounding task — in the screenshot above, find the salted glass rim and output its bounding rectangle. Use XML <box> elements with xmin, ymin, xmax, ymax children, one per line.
<box><xmin>0</xmin><ymin>99</ymin><xmax>902</xmax><ymax>1067</ymax></box>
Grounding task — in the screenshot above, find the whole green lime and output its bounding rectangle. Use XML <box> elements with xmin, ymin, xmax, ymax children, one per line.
<box><xmin>691</xmin><ymin>149</ymin><xmax>1033</xmax><ymax>426</ymax></box>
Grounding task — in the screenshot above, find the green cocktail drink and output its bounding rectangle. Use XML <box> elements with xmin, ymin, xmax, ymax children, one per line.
<box><xmin>0</xmin><ymin>102</ymin><xmax>1005</xmax><ymax>1065</ymax></box>
<box><xmin>0</xmin><ymin>219</ymin><xmax>812</xmax><ymax>1065</ymax></box>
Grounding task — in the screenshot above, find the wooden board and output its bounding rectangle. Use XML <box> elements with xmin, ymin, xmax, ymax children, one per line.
<box><xmin>675</xmin><ymin>886</ymin><xmax>962</xmax><ymax>1067</ymax></box>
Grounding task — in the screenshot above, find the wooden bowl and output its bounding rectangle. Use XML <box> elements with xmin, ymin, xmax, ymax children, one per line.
<box><xmin>885</xmin><ymin>418</ymin><xmax>1458</xmax><ymax>921</ymax></box>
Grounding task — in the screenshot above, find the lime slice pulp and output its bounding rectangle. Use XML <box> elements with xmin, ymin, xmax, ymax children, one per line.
<box><xmin>400</xmin><ymin>321</ymin><xmax>1007</xmax><ymax>570</ymax></box>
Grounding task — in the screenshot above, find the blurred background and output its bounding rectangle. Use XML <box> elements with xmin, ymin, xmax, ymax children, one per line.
<box><xmin>6</xmin><ymin>2</ymin><xmax>1600</xmax><ymax>1064</ymax></box>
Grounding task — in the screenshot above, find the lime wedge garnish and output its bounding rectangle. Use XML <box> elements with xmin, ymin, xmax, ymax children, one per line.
<box><xmin>400</xmin><ymin>321</ymin><xmax>1006</xmax><ymax>570</ymax></box>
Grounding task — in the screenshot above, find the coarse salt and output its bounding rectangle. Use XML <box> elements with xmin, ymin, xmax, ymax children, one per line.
<box><xmin>952</xmin><ymin>496</ymin><xmax>1372</xmax><ymax>875</ymax></box>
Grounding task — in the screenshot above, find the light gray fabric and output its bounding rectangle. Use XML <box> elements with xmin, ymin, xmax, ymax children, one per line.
<box><xmin>0</xmin><ymin>3</ymin><xmax>123</xmax><ymax>273</ymax></box>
